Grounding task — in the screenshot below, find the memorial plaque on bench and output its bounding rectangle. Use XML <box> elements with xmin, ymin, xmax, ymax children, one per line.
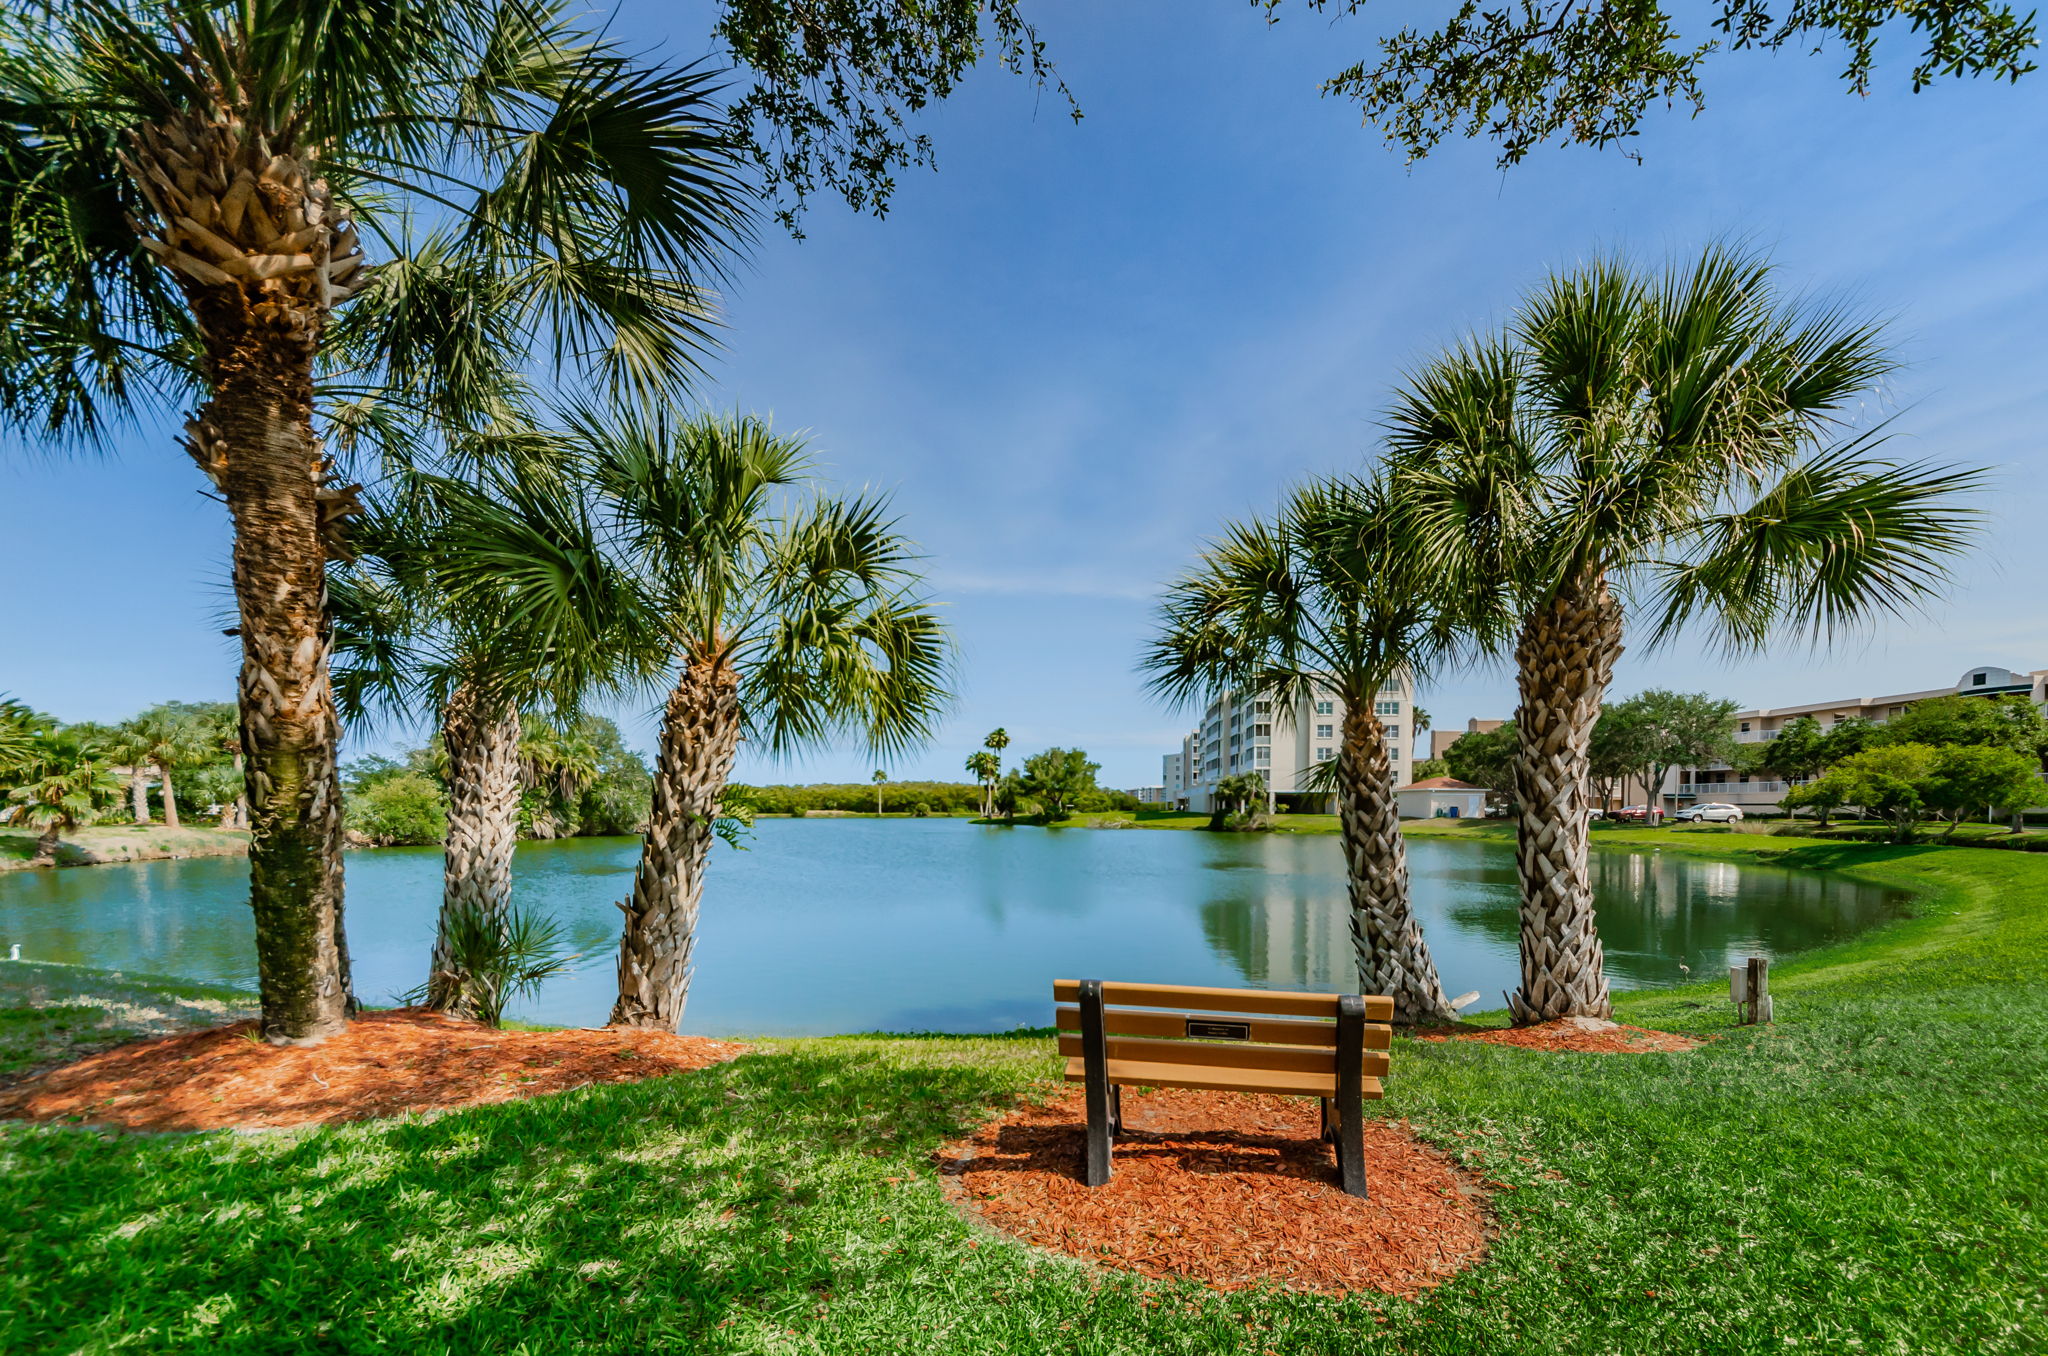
<box><xmin>1185</xmin><ymin>1018</ymin><xmax>1251</xmax><ymax>1041</ymax></box>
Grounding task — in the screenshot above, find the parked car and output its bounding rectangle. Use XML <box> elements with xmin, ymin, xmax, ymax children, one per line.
<box><xmin>1682</xmin><ymin>802</ymin><xmax>1745</xmax><ymax>823</ymax></box>
<box><xmin>1612</xmin><ymin>804</ymin><xmax>1654</xmax><ymax>823</ymax></box>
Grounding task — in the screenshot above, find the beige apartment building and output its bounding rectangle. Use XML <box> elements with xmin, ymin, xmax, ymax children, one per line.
<box><xmin>1163</xmin><ymin>673</ymin><xmax>1413</xmax><ymax>813</ymax></box>
<box><xmin>1668</xmin><ymin>663</ymin><xmax>2048</xmax><ymax>811</ymax></box>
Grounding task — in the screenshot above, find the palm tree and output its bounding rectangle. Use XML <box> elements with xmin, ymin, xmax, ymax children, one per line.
<box><xmin>980</xmin><ymin>728</ymin><xmax>1010</xmax><ymax>820</ymax></box>
<box><xmin>341</xmin><ymin>459</ymin><xmax>644</xmax><ymax>1014</ymax></box>
<box><xmin>0</xmin><ymin>4</ymin><xmax>752</xmax><ymax>1042</ymax></box>
<box><xmin>873</xmin><ymin>769</ymin><xmax>889</xmax><ymax>816</ymax></box>
<box><xmin>0</xmin><ymin>696</ymin><xmax>46</xmax><ymax>778</ymax></box>
<box><xmin>523</xmin><ymin>406</ymin><xmax>951</xmax><ymax>1031</ymax></box>
<box><xmin>519</xmin><ymin>717</ymin><xmax>603</xmax><ymax>838</ymax></box>
<box><xmin>1387</xmin><ymin>246</ymin><xmax>1984</xmax><ymax>1023</ymax></box>
<box><xmin>1145</xmin><ymin>477</ymin><xmax>1470</xmax><ymax>1024</ymax></box>
<box><xmin>116</xmin><ymin>706</ymin><xmax>212</xmax><ymax>829</ymax></box>
<box><xmin>964</xmin><ymin>750</ymin><xmax>1000</xmax><ymax>817</ymax></box>
<box><xmin>104</xmin><ymin>722</ymin><xmax>158</xmax><ymax>826</ymax></box>
<box><xmin>4</xmin><ymin>728</ymin><xmax>125</xmax><ymax>861</ymax></box>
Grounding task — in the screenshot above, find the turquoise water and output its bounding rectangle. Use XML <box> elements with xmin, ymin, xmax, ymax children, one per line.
<box><xmin>0</xmin><ymin>821</ymin><xmax>1905</xmax><ymax>1035</ymax></box>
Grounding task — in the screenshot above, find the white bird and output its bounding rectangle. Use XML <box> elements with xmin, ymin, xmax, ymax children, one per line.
<box><xmin>1677</xmin><ymin>956</ymin><xmax>1690</xmax><ymax>976</ymax></box>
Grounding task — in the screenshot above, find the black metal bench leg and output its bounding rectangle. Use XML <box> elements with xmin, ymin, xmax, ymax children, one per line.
<box><xmin>1081</xmin><ymin>979</ymin><xmax>1113</xmax><ymax>1186</ymax></box>
<box><xmin>1336</xmin><ymin>994</ymin><xmax>1369</xmax><ymax>1199</ymax></box>
<box><xmin>1108</xmin><ymin>1082</ymin><xmax>1123</xmax><ymax>1142</ymax></box>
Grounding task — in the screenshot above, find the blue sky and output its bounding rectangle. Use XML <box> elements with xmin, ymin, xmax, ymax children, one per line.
<box><xmin>3</xmin><ymin>2</ymin><xmax>2044</xmax><ymax>789</ymax></box>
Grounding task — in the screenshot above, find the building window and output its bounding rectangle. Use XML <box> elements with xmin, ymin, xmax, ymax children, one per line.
<box><xmin>1315</xmin><ymin>746</ymin><xmax>1332</xmax><ymax>761</ymax></box>
<box><xmin>1383</xmin><ymin>725</ymin><xmax>1400</xmax><ymax>743</ymax></box>
<box><xmin>1315</xmin><ymin>724</ymin><xmax>1333</xmax><ymax>739</ymax></box>
<box><xmin>1254</xmin><ymin>701</ymin><xmax>1272</xmax><ymax>713</ymax></box>
<box><xmin>1314</xmin><ymin>700</ymin><xmax>1334</xmax><ymax>715</ymax></box>
<box><xmin>1973</xmin><ymin>672</ymin><xmax>1988</xmax><ymax>686</ymax></box>
<box><xmin>1253</xmin><ymin>724</ymin><xmax>1271</xmax><ymax>737</ymax></box>
<box><xmin>1375</xmin><ymin>700</ymin><xmax>1399</xmax><ymax>716</ymax></box>
<box><xmin>1254</xmin><ymin>746</ymin><xmax>1270</xmax><ymax>764</ymax></box>
<box><xmin>1379</xmin><ymin>678</ymin><xmax>1403</xmax><ymax>694</ymax></box>
<box><xmin>1739</xmin><ymin>721</ymin><xmax>1750</xmax><ymax>733</ymax></box>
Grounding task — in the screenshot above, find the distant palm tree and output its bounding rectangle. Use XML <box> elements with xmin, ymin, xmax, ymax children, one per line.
<box><xmin>873</xmin><ymin>769</ymin><xmax>889</xmax><ymax>815</ymax></box>
<box><xmin>0</xmin><ymin>4</ymin><xmax>751</xmax><ymax>1042</ymax></box>
<box><xmin>1146</xmin><ymin>477</ymin><xmax>1474</xmax><ymax>1024</ymax></box>
<box><xmin>114</xmin><ymin>707</ymin><xmax>212</xmax><ymax>829</ymax></box>
<box><xmin>103</xmin><ymin>723</ymin><xmax>159</xmax><ymax>826</ymax></box>
<box><xmin>1388</xmin><ymin>246</ymin><xmax>1984</xmax><ymax>1023</ymax></box>
<box><xmin>965</xmin><ymin>750</ymin><xmax>1001</xmax><ymax>817</ymax></box>
<box><xmin>520</xmin><ymin>718</ymin><xmax>603</xmax><ymax>839</ymax></box>
<box><xmin>0</xmin><ymin>697</ymin><xmax>46</xmax><ymax>778</ymax></box>
<box><xmin>485</xmin><ymin>406</ymin><xmax>951</xmax><ymax>1031</ymax></box>
<box><xmin>4</xmin><ymin>728</ymin><xmax>125</xmax><ymax>861</ymax></box>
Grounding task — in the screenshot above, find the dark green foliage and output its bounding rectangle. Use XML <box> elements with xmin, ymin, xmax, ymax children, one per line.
<box><xmin>730</xmin><ymin>782</ymin><xmax>986</xmax><ymax>815</ymax></box>
<box><xmin>342</xmin><ymin>772</ymin><xmax>448</xmax><ymax>847</ymax></box>
<box><xmin>713</xmin><ymin>1</ymin><xmax>1075</xmax><ymax>232</ymax></box>
<box><xmin>1789</xmin><ymin>742</ymin><xmax>2044</xmax><ymax>842</ymax></box>
<box><xmin>1015</xmin><ymin>748</ymin><xmax>1099</xmax><ymax>822</ymax></box>
<box><xmin>402</xmin><ymin>903</ymin><xmax>579</xmax><ymax>1028</ymax></box>
<box><xmin>1262</xmin><ymin>0</ymin><xmax>2038</xmax><ymax>169</ymax></box>
<box><xmin>1878</xmin><ymin>694</ymin><xmax>2048</xmax><ymax>760</ymax></box>
<box><xmin>1445</xmin><ymin>721</ymin><xmax>1518</xmax><ymax>796</ymax></box>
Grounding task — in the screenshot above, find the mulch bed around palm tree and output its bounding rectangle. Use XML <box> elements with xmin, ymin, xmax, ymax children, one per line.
<box><xmin>0</xmin><ymin>1009</ymin><xmax>746</xmax><ymax>1132</ymax></box>
<box><xmin>1415</xmin><ymin>1015</ymin><xmax>1703</xmax><ymax>1054</ymax></box>
<box><xmin>939</xmin><ymin>1088</ymin><xmax>1489</xmax><ymax>1297</ymax></box>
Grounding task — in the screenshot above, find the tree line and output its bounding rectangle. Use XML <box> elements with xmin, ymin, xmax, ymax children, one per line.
<box><xmin>1</xmin><ymin>700</ymin><xmax>241</xmax><ymax>858</ymax></box>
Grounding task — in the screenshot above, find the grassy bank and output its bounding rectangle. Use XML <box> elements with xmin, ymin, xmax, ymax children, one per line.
<box><xmin>0</xmin><ymin>961</ymin><xmax>254</xmax><ymax>1081</ymax></box>
<box><xmin>0</xmin><ymin>824</ymin><xmax>249</xmax><ymax>872</ymax></box>
<box><xmin>3</xmin><ymin>831</ymin><xmax>2044</xmax><ymax>1352</ymax></box>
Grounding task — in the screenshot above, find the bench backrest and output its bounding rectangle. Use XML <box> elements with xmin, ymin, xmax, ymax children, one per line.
<box><xmin>1052</xmin><ymin>980</ymin><xmax>1392</xmax><ymax>1087</ymax></box>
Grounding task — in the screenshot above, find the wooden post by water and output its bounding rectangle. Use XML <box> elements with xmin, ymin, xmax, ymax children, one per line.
<box><xmin>1735</xmin><ymin>956</ymin><xmax>1772</xmax><ymax>1024</ymax></box>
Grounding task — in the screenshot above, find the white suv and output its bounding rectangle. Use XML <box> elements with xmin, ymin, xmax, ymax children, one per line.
<box><xmin>1683</xmin><ymin>802</ymin><xmax>1745</xmax><ymax>823</ymax></box>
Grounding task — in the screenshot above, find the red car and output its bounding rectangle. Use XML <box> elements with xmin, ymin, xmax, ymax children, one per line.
<box><xmin>1611</xmin><ymin>804</ymin><xmax>1658</xmax><ymax>823</ymax></box>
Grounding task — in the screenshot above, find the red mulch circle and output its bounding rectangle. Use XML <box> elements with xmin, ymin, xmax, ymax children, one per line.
<box><xmin>1416</xmin><ymin>1015</ymin><xmax>1702</xmax><ymax>1054</ymax></box>
<box><xmin>0</xmin><ymin>1008</ymin><xmax>746</xmax><ymax>1132</ymax></box>
<box><xmin>940</xmin><ymin>1088</ymin><xmax>1489</xmax><ymax>1297</ymax></box>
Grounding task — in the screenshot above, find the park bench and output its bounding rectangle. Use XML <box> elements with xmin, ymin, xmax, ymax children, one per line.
<box><xmin>1053</xmin><ymin>979</ymin><xmax>1393</xmax><ymax>1198</ymax></box>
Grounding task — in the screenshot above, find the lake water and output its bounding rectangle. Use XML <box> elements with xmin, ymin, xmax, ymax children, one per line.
<box><xmin>0</xmin><ymin>821</ymin><xmax>1906</xmax><ymax>1035</ymax></box>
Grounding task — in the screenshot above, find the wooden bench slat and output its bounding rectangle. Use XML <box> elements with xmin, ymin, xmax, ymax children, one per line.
<box><xmin>1051</xmin><ymin>1004</ymin><xmax>1391</xmax><ymax>1049</ymax></box>
<box><xmin>1063</xmin><ymin>1056</ymin><xmax>1385</xmax><ymax>1100</ymax></box>
<box><xmin>1052</xmin><ymin>979</ymin><xmax>1393</xmax><ymax>1021</ymax></box>
<box><xmin>1057</xmin><ymin>1033</ymin><xmax>1391</xmax><ymax>1077</ymax></box>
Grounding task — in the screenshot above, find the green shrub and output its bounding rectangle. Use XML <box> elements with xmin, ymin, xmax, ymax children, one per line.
<box><xmin>343</xmin><ymin>772</ymin><xmax>447</xmax><ymax>846</ymax></box>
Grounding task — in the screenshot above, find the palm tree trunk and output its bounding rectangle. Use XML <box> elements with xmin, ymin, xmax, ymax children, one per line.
<box><xmin>430</xmin><ymin>683</ymin><xmax>524</xmax><ymax>1013</ymax></box>
<box><xmin>207</xmin><ymin>305</ymin><xmax>355</xmax><ymax>1045</ymax></box>
<box><xmin>157</xmin><ymin>763</ymin><xmax>180</xmax><ymax>829</ymax></box>
<box><xmin>127</xmin><ymin>115</ymin><xmax>362</xmax><ymax>1044</ymax></box>
<box><xmin>223</xmin><ymin>753</ymin><xmax>248</xmax><ymax>830</ymax></box>
<box><xmin>1337</xmin><ymin>704</ymin><xmax>1455</xmax><ymax>1025</ymax></box>
<box><xmin>130</xmin><ymin>770</ymin><xmax>150</xmax><ymax>825</ymax></box>
<box><xmin>1507</xmin><ymin>573</ymin><xmax>1624</xmax><ymax>1025</ymax></box>
<box><xmin>33</xmin><ymin>825</ymin><xmax>60</xmax><ymax>863</ymax></box>
<box><xmin>610</xmin><ymin>658</ymin><xmax>742</xmax><ymax>1031</ymax></box>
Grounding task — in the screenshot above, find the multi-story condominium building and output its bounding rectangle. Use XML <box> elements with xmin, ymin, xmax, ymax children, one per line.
<box><xmin>1669</xmin><ymin>663</ymin><xmax>2048</xmax><ymax>812</ymax></box>
<box><xmin>1176</xmin><ymin>672</ymin><xmax>1413</xmax><ymax>813</ymax></box>
<box><xmin>1127</xmin><ymin>786</ymin><xmax>1168</xmax><ymax>805</ymax></box>
<box><xmin>1162</xmin><ymin>741</ymin><xmax>1200</xmax><ymax>809</ymax></box>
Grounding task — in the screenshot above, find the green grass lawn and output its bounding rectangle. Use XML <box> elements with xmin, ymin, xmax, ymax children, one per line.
<box><xmin>2</xmin><ymin>830</ymin><xmax>2044</xmax><ymax>1352</ymax></box>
